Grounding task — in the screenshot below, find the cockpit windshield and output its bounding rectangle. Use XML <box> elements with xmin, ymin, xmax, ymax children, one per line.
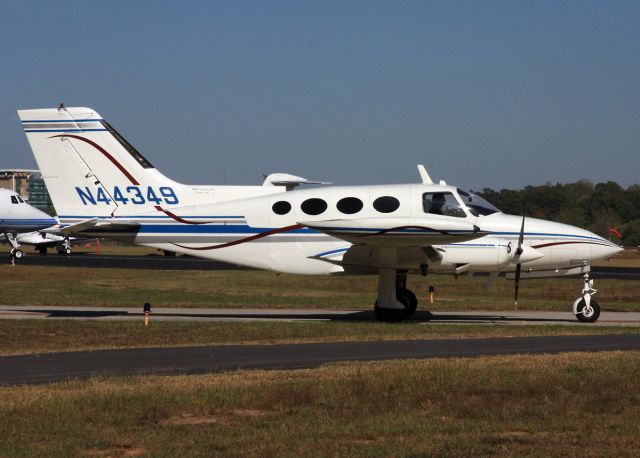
<box><xmin>457</xmin><ymin>188</ymin><xmax>500</xmax><ymax>216</ymax></box>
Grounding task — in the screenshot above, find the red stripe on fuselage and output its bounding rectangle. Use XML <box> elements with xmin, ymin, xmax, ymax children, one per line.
<box><xmin>153</xmin><ymin>206</ymin><xmax>214</xmax><ymax>225</ymax></box>
<box><xmin>171</xmin><ymin>224</ymin><xmax>304</xmax><ymax>250</ymax></box>
<box><xmin>359</xmin><ymin>225</ymin><xmax>450</xmax><ymax>237</ymax></box>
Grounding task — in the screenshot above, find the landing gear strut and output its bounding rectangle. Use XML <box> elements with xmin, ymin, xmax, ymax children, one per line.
<box><xmin>58</xmin><ymin>237</ymin><xmax>72</xmax><ymax>255</ymax></box>
<box><xmin>374</xmin><ymin>268</ymin><xmax>418</xmax><ymax>323</ymax></box>
<box><xmin>573</xmin><ymin>273</ymin><xmax>600</xmax><ymax>323</ymax></box>
<box><xmin>4</xmin><ymin>233</ymin><xmax>23</xmax><ymax>259</ymax></box>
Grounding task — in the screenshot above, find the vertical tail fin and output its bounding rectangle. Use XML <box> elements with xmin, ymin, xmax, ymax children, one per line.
<box><xmin>18</xmin><ymin>107</ymin><xmax>181</xmax><ymax>219</ymax></box>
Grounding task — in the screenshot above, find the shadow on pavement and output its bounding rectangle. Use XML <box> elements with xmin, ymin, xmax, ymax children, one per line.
<box><xmin>10</xmin><ymin>308</ymin><xmax>575</xmax><ymax>324</ymax></box>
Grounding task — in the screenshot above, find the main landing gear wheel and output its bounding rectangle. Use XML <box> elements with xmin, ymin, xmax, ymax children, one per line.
<box><xmin>11</xmin><ymin>249</ymin><xmax>23</xmax><ymax>259</ymax></box>
<box><xmin>374</xmin><ymin>288</ymin><xmax>418</xmax><ymax>323</ymax></box>
<box><xmin>58</xmin><ymin>247</ymin><xmax>71</xmax><ymax>255</ymax></box>
<box><xmin>575</xmin><ymin>298</ymin><xmax>600</xmax><ymax>323</ymax></box>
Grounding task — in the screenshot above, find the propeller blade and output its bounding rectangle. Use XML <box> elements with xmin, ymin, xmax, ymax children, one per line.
<box><xmin>514</xmin><ymin>263</ymin><xmax>521</xmax><ymax>309</ymax></box>
<box><xmin>514</xmin><ymin>201</ymin><xmax>527</xmax><ymax>310</ymax></box>
<box><xmin>516</xmin><ymin>201</ymin><xmax>527</xmax><ymax>257</ymax></box>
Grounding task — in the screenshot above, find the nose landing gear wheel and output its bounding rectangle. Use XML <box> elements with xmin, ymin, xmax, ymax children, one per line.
<box><xmin>374</xmin><ymin>288</ymin><xmax>418</xmax><ymax>323</ymax></box>
<box><xmin>11</xmin><ymin>249</ymin><xmax>23</xmax><ymax>259</ymax></box>
<box><xmin>575</xmin><ymin>298</ymin><xmax>600</xmax><ymax>323</ymax></box>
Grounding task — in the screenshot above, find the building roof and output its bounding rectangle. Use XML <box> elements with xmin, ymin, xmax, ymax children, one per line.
<box><xmin>0</xmin><ymin>169</ymin><xmax>41</xmax><ymax>178</ymax></box>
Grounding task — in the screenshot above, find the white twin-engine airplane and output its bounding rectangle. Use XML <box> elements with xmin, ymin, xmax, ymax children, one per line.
<box><xmin>18</xmin><ymin>106</ymin><xmax>623</xmax><ymax>323</ymax></box>
<box><xmin>0</xmin><ymin>187</ymin><xmax>58</xmax><ymax>258</ymax></box>
<box><xmin>0</xmin><ymin>229</ymin><xmax>75</xmax><ymax>255</ymax></box>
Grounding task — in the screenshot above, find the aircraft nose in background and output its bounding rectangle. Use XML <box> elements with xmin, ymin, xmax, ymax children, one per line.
<box><xmin>26</xmin><ymin>206</ymin><xmax>57</xmax><ymax>229</ymax></box>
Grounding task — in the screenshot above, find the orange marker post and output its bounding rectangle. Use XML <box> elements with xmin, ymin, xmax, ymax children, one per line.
<box><xmin>428</xmin><ymin>285</ymin><xmax>435</xmax><ymax>304</ymax></box>
<box><xmin>143</xmin><ymin>302</ymin><xmax>151</xmax><ymax>326</ymax></box>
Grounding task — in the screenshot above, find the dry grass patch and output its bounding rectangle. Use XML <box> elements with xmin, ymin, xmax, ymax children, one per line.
<box><xmin>2</xmin><ymin>352</ymin><xmax>640</xmax><ymax>456</ymax></box>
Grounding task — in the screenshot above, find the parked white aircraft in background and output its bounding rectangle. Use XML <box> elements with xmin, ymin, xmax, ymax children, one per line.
<box><xmin>0</xmin><ymin>228</ymin><xmax>74</xmax><ymax>255</ymax></box>
<box><xmin>18</xmin><ymin>106</ymin><xmax>623</xmax><ymax>322</ymax></box>
<box><xmin>0</xmin><ymin>188</ymin><xmax>57</xmax><ymax>258</ymax></box>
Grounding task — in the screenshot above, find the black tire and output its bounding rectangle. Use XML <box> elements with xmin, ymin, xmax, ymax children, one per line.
<box><xmin>374</xmin><ymin>288</ymin><xmax>417</xmax><ymax>323</ymax></box>
<box><xmin>575</xmin><ymin>298</ymin><xmax>600</xmax><ymax>323</ymax></box>
<box><xmin>13</xmin><ymin>249</ymin><xmax>23</xmax><ymax>259</ymax></box>
<box><xmin>397</xmin><ymin>288</ymin><xmax>418</xmax><ymax>318</ymax></box>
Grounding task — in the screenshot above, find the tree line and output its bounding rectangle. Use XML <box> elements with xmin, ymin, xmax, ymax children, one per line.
<box><xmin>478</xmin><ymin>180</ymin><xmax>640</xmax><ymax>246</ymax></box>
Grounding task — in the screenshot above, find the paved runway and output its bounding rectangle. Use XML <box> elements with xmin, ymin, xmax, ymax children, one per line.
<box><xmin>9</xmin><ymin>253</ymin><xmax>639</xmax><ymax>279</ymax></box>
<box><xmin>2</xmin><ymin>305</ymin><xmax>640</xmax><ymax>326</ymax></box>
<box><xmin>2</xmin><ymin>334</ymin><xmax>640</xmax><ymax>386</ymax></box>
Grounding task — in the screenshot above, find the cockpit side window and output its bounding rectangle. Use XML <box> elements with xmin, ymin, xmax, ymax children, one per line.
<box><xmin>17</xmin><ymin>196</ymin><xmax>24</xmax><ymax>203</ymax></box>
<box><xmin>422</xmin><ymin>192</ymin><xmax>466</xmax><ymax>217</ymax></box>
<box><xmin>457</xmin><ymin>188</ymin><xmax>500</xmax><ymax>216</ymax></box>
<box><xmin>11</xmin><ymin>196</ymin><xmax>19</xmax><ymax>204</ymax></box>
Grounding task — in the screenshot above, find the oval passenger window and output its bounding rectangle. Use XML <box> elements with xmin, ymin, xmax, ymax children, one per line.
<box><xmin>337</xmin><ymin>197</ymin><xmax>364</xmax><ymax>215</ymax></box>
<box><xmin>301</xmin><ymin>198</ymin><xmax>328</xmax><ymax>215</ymax></box>
<box><xmin>373</xmin><ymin>196</ymin><xmax>400</xmax><ymax>213</ymax></box>
<box><xmin>272</xmin><ymin>201</ymin><xmax>292</xmax><ymax>215</ymax></box>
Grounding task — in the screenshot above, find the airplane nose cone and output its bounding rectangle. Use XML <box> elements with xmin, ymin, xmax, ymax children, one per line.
<box><xmin>601</xmin><ymin>243</ymin><xmax>624</xmax><ymax>259</ymax></box>
<box><xmin>584</xmin><ymin>230</ymin><xmax>624</xmax><ymax>261</ymax></box>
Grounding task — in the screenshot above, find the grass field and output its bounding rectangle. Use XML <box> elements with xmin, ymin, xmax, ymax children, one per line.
<box><xmin>2</xmin><ymin>264</ymin><xmax>639</xmax><ymax>312</ymax></box>
<box><xmin>2</xmin><ymin>352</ymin><xmax>640</xmax><ymax>456</ymax></box>
<box><xmin>2</xmin><ymin>320</ymin><xmax>640</xmax><ymax>356</ymax></box>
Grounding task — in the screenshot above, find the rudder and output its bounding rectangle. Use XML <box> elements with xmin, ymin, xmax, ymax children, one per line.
<box><xmin>18</xmin><ymin>106</ymin><xmax>182</xmax><ymax>219</ymax></box>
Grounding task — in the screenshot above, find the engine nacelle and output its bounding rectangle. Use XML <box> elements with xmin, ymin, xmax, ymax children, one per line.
<box><xmin>439</xmin><ymin>243</ymin><xmax>511</xmax><ymax>270</ymax></box>
<box><xmin>438</xmin><ymin>241</ymin><xmax>543</xmax><ymax>271</ymax></box>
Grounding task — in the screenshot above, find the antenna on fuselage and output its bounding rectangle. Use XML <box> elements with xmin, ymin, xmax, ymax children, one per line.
<box><xmin>417</xmin><ymin>164</ymin><xmax>433</xmax><ymax>185</ymax></box>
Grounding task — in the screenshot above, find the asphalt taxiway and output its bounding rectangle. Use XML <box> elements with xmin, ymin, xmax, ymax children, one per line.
<box><xmin>2</xmin><ymin>334</ymin><xmax>640</xmax><ymax>385</ymax></box>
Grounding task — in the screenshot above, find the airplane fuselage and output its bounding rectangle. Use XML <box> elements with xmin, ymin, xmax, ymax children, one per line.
<box><xmin>54</xmin><ymin>183</ymin><xmax>621</xmax><ymax>276</ymax></box>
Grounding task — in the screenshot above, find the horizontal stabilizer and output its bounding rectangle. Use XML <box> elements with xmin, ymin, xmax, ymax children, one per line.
<box><xmin>299</xmin><ymin>217</ymin><xmax>488</xmax><ymax>247</ymax></box>
<box><xmin>61</xmin><ymin>217</ymin><xmax>139</xmax><ymax>235</ymax></box>
<box><xmin>61</xmin><ymin>218</ymin><xmax>99</xmax><ymax>235</ymax></box>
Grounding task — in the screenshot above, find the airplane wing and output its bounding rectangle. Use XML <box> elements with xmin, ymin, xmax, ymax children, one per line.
<box><xmin>299</xmin><ymin>217</ymin><xmax>488</xmax><ymax>247</ymax></box>
<box><xmin>302</xmin><ymin>217</ymin><xmax>487</xmax><ymax>273</ymax></box>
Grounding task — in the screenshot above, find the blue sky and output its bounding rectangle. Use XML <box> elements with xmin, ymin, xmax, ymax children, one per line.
<box><xmin>1</xmin><ymin>0</ymin><xmax>638</xmax><ymax>190</ymax></box>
